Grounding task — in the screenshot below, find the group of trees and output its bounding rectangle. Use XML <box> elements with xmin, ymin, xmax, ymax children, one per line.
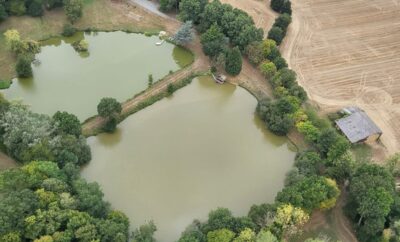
<box><xmin>0</xmin><ymin>0</ymin><xmax>83</xmax><ymax>24</ymax></box>
<box><xmin>4</xmin><ymin>29</ymin><xmax>40</xmax><ymax>77</ymax></box>
<box><xmin>175</xmin><ymin>0</ymin><xmax>263</xmax><ymax>76</ymax></box>
<box><xmin>0</xmin><ymin>160</ymin><xmax>131</xmax><ymax>241</ymax></box>
<box><xmin>177</xmin><ymin>204</ymin><xmax>312</xmax><ymax>242</ymax></box>
<box><xmin>0</xmin><ymin>101</ymin><xmax>91</xmax><ymax>166</ymax></box>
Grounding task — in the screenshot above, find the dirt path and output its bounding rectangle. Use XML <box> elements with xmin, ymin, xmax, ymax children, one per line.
<box><xmin>301</xmin><ymin>188</ymin><xmax>358</xmax><ymax>242</ymax></box>
<box><xmin>0</xmin><ymin>151</ymin><xmax>17</xmax><ymax>170</ymax></box>
<box><xmin>281</xmin><ymin>0</ymin><xmax>400</xmax><ymax>157</ymax></box>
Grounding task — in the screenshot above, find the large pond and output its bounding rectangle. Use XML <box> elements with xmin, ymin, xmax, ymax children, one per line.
<box><xmin>1</xmin><ymin>31</ymin><xmax>193</xmax><ymax>121</ymax></box>
<box><xmin>82</xmin><ymin>76</ymin><xmax>296</xmax><ymax>242</ymax></box>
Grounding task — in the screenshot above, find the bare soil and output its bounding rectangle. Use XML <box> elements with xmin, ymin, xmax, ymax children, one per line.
<box><xmin>280</xmin><ymin>0</ymin><xmax>400</xmax><ymax>157</ymax></box>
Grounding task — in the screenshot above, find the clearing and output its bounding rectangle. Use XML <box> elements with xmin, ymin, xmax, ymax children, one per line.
<box><xmin>281</xmin><ymin>0</ymin><xmax>400</xmax><ymax>157</ymax></box>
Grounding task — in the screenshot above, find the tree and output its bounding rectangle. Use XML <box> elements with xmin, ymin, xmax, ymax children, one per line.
<box><xmin>174</xmin><ymin>21</ymin><xmax>195</xmax><ymax>45</ymax></box>
<box><xmin>273</xmin><ymin>13</ymin><xmax>292</xmax><ymax>31</ymax></box>
<box><xmin>159</xmin><ymin>0</ymin><xmax>178</xmax><ymax>12</ymax></box>
<box><xmin>179</xmin><ymin>0</ymin><xmax>207</xmax><ymax>23</ymax></box>
<box><xmin>294</xmin><ymin>151</ymin><xmax>322</xmax><ymax>176</ymax></box>
<box><xmin>9</xmin><ymin>0</ymin><xmax>26</xmax><ymax>15</ymax></box>
<box><xmin>64</xmin><ymin>0</ymin><xmax>83</xmax><ymax>23</ymax></box>
<box><xmin>27</xmin><ymin>0</ymin><xmax>44</xmax><ymax>17</ymax></box>
<box><xmin>261</xmin><ymin>39</ymin><xmax>277</xmax><ymax>59</ymax></box>
<box><xmin>233</xmin><ymin>228</ymin><xmax>256</xmax><ymax>242</ymax></box>
<box><xmin>274</xmin><ymin>204</ymin><xmax>309</xmax><ymax>235</ymax></box>
<box><xmin>73</xmin><ymin>178</ymin><xmax>110</xmax><ymax>218</ymax></box>
<box><xmin>4</xmin><ymin>29</ymin><xmax>23</xmax><ymax>53</ymax></box>
<box><xmin>276</xmin><ymin>176</ymin><xmax>340</xmax><ymax>212</ymax></box>
<box><xmin>272</xmin><ymin>57</ymin><xmax>287</xmax><ymax>70</ymax></box>
<box><xmin>270</xmin><ymin>0</ymin><xmax>284</xmax><ymax>13</ymax></box>
<box><xmin>200</xmin><ymin>24</ymin><xmax>226</xmax><ymax>57</ymax></box>
<box><xmin>207</xmin><ymin>229</ymin><xmax>235</xmax><ymax>242</ymax></box>
<box><xmin>348</xmin><ymin>164</ymin><xmax>395</xmax><ymax>241</ymax></box>
<box><xmin>133</xmin><ymin>221</ymin><xmax>157</xmax><ymax>242</ymax></box>
<box><xmin>97</xmin><ymin>97</ymin><xmax>122</xmax><ymax>118</ymax></box>
<box><xmin>0</xmin><ymin>4</ymin><xmax>8</xmax><ymax>22</ymax></box>
<box><xmin>267</xmin><ymin>27</ymin><xmax>284</xmax><ymax>45</ymax></box>
<box><xmin>225</xmin><ymin>47</ymin><xmax>242</xmax><ymax>76</ymax></box>
<box><xmin>245</xmin><ymin>41</ymin><xmax>264</xmax><ymax>65</ymax></box>
<box><xmin>256</xmin><ymin>230</ymin><xmax>278</xmax><ymax>242</ymax></box>
<box><xmin>198</xmin><ymin>0</ymin><xmax>225</xmax><ymax>32</ymax></box>
<box><xmin>296</xmin><ymin>121</ymin><xmax>320</xmax><ymax>143</ymax></box>
<box><xmin>62</xmin><ymin>24</ymin><xmax>77</xmax><ymax>37</ymax></box>
<box><xmin>52</xmin><ymin>111</ymin><xmax>81</xmax><ymax>137</ymax></box>
<box><xmin>248</xmin><ymin>203</ymin><xmax>276</xmax><ymax>230</ymax></box>
<box><xmin>16</xmin><ymin>55</ymin><xmax>33</xmax><ymax>78</ymax></box>
<box><xmin>234</xmin><ymin>25</ymin><xmax>263</xmax><ymax>50</ymax></box>
<box><xmin>259</xmin><ymin>61</ymin><xmax>277</xmax><ymax>79</ymax></box>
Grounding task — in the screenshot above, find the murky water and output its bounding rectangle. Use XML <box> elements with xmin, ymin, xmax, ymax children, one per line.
<box><xmin>82</xmin><ymin>76</ymin><xmax>295</xmax><ymax>242</ymax></box>
<box><xmin>1</xmin><ymin>31</ymin><xmax>193</xmax><ymax>121</ymax></box>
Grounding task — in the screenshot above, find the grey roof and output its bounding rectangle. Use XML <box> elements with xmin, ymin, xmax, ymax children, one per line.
<box><xmin>335</xmin><ymin>109</ymin><xmax>382</xmax><ymax>143</ymax></box>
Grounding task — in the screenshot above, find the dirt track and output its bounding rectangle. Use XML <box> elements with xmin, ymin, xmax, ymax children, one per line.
<box><xmin>281</xmin><ymin>0</ymin><xmax>400</xmax><ymax>157</ymax></box>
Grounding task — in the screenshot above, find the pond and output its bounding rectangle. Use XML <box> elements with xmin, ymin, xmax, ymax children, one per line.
<box><xmin>1</xmin><ymin>31</ymin><xmax>193</xmax><ymax>121</ymax></box>
<box><xmin>81</xmin><ymin>76</ymin><xmax>296</xmax><ymax>242</ymax></box>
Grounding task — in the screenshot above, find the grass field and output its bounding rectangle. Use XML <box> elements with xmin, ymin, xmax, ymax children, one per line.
<box><xmin>0</xmin><ymin>0</ymin><xmax>164</xmax><ymax>80</ymax></box>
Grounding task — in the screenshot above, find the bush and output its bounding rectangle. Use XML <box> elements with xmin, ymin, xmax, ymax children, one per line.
<box><xmin>27</xmin><ymin>0</ymin><xmax>44</xmax><ymax>17</ymax></box>
<box><xmin>16</xmin><ymin>55</ymin><xmax>33</xmax><ymax>78</ymax></box>
<box><xmin>72</xmin><ymin>39</ymin><xmax>88</xmax><ymax>52</ymax></box>
<box><xmin>224</xmin><ymin>47</ymin><xmax>242</xmax><ymax>76</ymax></box>
<box><xmin>62</xmin><ymin>24</ymin><xmax>77</xmax><ymax>37</ymax></box>
<box><xmin>167</xmin><ymin>83</ymin><xmax>176</xmax><ymax>95</ymax></box>
<box><xmin>268</xmin><ymin>27</ymin><xmax>284</xmax><ymax>45</ymax></box>
<box><xmin>0</xmin><ymin>80</ymin><xmax>11</xmax><ymax>89</ymax></box>
<box><xmin>270</xmin><ymin>0</ymin><xmax>292</xmax><ymax>15</ymax></box>
<box><xmin>104</xmin><ymin>117</ymin><xmax>118</xmax><ymax>133</ymax></box>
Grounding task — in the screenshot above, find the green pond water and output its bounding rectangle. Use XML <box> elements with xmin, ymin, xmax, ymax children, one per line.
<box><xmin>1</xmin><ymin>31</ymin><xmax>193</xmax><ymax>121</ymax></box>
<box><xmin>82</xmin><ymin>76</ymin><xmax>296</xmax><ymax>242</ymax></box>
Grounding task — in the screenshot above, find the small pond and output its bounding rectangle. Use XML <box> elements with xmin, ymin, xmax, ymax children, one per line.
<box><xmin>1</xmin><ymin>31</ymin><xmax>193</xmax><ymax>120</ymax></box>
<box><xmin>82</xmin><ymin>76</ymin><xmax>296</xmax><ymax>242</ymax></box>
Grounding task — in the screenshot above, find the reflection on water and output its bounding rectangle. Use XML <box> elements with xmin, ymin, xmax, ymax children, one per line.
<box><xmin>82</xmin><ymin>76</ymin><xmax>295</xmax><ymax>242</ymax></box>
<box><xmin>1</xmin><ymin>31</ymin><xmax>193</xmax><ymax>121</ymax></box>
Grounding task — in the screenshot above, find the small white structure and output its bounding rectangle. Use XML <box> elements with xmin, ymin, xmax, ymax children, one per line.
<box><xmin>155</xmin><ymin>40</ymin><xmax>165</xmax><ymax>46</ymax></box>
<box><xmin>159</xmin><ymin>31</ymin><xmax>167</xmax><ymax>38</ymax></box>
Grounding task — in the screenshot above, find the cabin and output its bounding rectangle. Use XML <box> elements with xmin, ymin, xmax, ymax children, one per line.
<box><xmin>335</xmin><ymin>107</ymin><xmax>382</xmax><ymax>144</ymax></box>
<box><xmin>212</xmin><ymin>74</ymin><xmax>226</xmax><ymax>84</ymax></box>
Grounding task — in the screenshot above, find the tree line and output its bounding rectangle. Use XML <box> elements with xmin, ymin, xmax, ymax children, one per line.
<box><xmin>0</xmin><ymin>0</ymin><xmax>84</xmax><ymax>24</ymax></box>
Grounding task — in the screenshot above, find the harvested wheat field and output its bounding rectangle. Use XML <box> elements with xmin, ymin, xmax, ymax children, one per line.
<box><xmin>281</xmin><ymin>0</ymin><xmax>400</xmax><ymax>157</ymax></box>
<box><xmin>220</xmin><ymin>0</ymin><xmax>277</xmax><ymax>35</ymax></box>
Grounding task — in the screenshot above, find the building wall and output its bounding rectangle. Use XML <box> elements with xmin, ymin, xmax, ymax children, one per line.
<box><xmin>365</xmin><ymin>133</ymin><xmax>381</xmax><ymax>143</ymax></box>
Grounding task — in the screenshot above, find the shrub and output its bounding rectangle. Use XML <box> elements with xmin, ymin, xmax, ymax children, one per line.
<box><xmin>62</xmin><ymin>24</ymin><xmax>77</xmax><ymax>37</ymax></box>
<box><xmin>104</xmin><ymin>117</ymin><xmax>118</xmax><ymax>133</ymax></box>
<box><xmin>0</xmin><ymin>80</ymin><xmax>11</xmax><ymax>89</ymax></box>
<box><xmin>167</xmin><ymin>83</ymin><xmax>176</xmax><ymax>95</ymax></box>
<box><xmin>268</xmin><ymin>27</ymin><xmax>284</xmax><ymax>45</ymax></box>
<box><xmin>16</xmin><ymin>55</ymin><xmax>33</xmax><ymax>78</ymax></box>
<box><xmin>72</xmin><ymin>39</ymin><xmax>88</xmax><ymax>52</ymax></box>
<box><xmin>224</xmin><ymin>47</ymin><xmax>242</xmax><ymax>76</ymax></box>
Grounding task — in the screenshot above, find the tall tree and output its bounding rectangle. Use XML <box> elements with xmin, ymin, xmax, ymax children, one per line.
<box><xmin>225</xmin><ymin>46</ymin><xmax>242</xmax><ymax>76</ymax></box>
